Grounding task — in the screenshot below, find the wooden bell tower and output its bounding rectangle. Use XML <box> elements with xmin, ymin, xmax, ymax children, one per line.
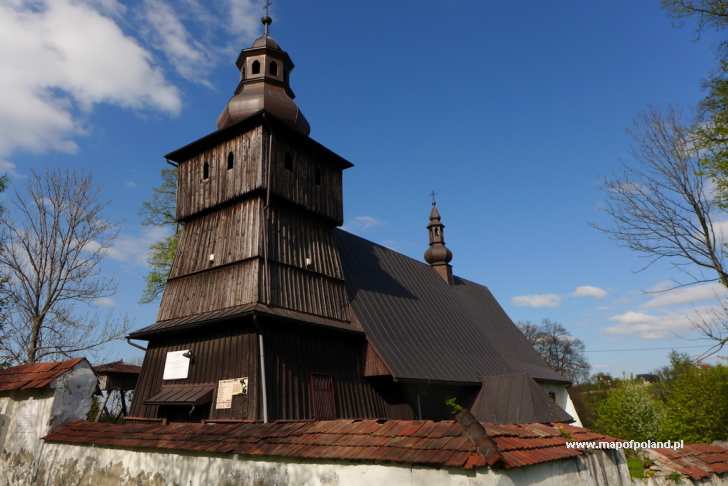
<box><xmin>157</xmin><ymin>23</ymin><xmax>353</xmax><ymax>327</ymax></box>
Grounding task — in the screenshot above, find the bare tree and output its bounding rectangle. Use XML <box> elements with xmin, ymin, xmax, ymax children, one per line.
<box><xmin>0</xmin><ymin>170</ymin><xmax>128</xmax><ymax>364</ymax></box>
<box><xmin>600</xmin><ymin>108</ymin><xmax>727</xmax><ymax>285</ymax></box>
<box><xmin>598</xmin><ymin>108</ymin><xmax>728</xmax><ymax>356</ymax></box>
<box><xmin>518</xmin><ymin>319</ymin><xmax>591</xmax><ymax>383</ymax></box>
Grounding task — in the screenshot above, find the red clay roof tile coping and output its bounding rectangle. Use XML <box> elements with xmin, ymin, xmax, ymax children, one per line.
<box><xmin>649</xmin><ymin>443</ymin><xmax>728</xmax><ymax>480</ymax></box>
<box><xmin>0</xmin><ymin>358</ymin><xmax>86</xmax><ymax>392</ymax></box>
<box><xmin>45</xmin><ymin>419</ymin><xmax>621</xmax><ymax>471</ymax></box>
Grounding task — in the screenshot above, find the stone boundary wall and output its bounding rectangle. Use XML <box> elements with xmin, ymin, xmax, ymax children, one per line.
<box><xmin>1</xmin><ymin>441</ymin><xmax>631</xmax><ymax>486</ymax></box>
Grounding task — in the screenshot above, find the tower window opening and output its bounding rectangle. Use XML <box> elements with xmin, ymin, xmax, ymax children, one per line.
<box><xmin>269</xmin><ymin>61</ymin><xmax>278</xmax><ymax>77</ymax></box>
<box><xmin>315</xmin><ymin>168</ymin><xmax>322</xmax><ymax>186</ymax></box>
<box><xmin>227</xmin><ymin>152</ymin><xmax>234</xmax><ymax>170</ymax></box>
<box><xmin>203</xmin><ymin>161</ymin><xmax>210</xmax><ymax>180</ymax></box>
<box><xmin>251</xmin><ymin>60</ymin><xmax>261</xmax><ymax>75</ymax></box>
<box><xmin>284</xmin><ymin>152</ymin><xmax>293</xmax><ymax>172</ymax></box>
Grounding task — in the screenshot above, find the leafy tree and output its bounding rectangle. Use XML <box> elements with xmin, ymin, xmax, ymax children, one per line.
<box><xmin>518</xmin><ymin>319</ymin><xmax>591</xmax><ymax>383</ymax></box>
<box><xmin>140</xmin><ymin>167</ymin><xmax>178</xmax><ymax>303</ymax></box>
<box><xmin>661</xmin><ymin>363</ymin><xmax>728</xmax><ymax>442</ymax></box>
<box><xmin>594</xmin><ymin>381</ymin><xmax>665</xmax><ymax>441</ymax></box>
<box><xmin>662</xmin><ymin>1</ymin><xmax>728</xmax><ymax>34</ymax></box>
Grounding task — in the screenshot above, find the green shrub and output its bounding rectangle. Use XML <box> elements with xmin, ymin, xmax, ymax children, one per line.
<box><xmin>661</xmin><ymin>364</ymin><xmax>728</xmax><ymax>443</ymax></box>
<box><xmin>594</xmin><ymin>381</ymin><xmax>664</xmax><ymax>441</ymax></box>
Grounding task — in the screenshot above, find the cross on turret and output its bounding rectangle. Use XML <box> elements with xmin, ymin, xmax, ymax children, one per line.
<box><xmin>424</xmin><ymin>196</ymin><xmax>454</xmax><ymax>284</ymax></box>
<box><xmin>262</xmin><ymin>0</ymin><xmax>272</xmax><ymax>36</ymax></box>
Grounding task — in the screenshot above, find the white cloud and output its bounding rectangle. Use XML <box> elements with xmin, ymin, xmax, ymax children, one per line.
<box><xmin>354</xmin><ymin>216</ymin><xmax>382</xmax><ymax>229</ymax></box>
<box><xmin>712</xmin><ymin>219</ymin><xmax>728</xmax><ymax>245</ymax></box>
<box><xmin>643</xmin><ymin>282</ymin><xmax>727</xmax><ymax>308</ymax></box>
<box><xmin>89</xmin><ymin>226</ymin><xmax>171</xmax><ymax>267</ymax></box>
<box><xmin>0</xmin><ymin>160</ymin><xmax>18</xmax><ymax>177</ymax></box>
<box><xmin>0</xmin><ymin>0</ymin><xmax>181</xmax><ymax>158</ymax></box>
<box><xmin>572</xmin><ymin>285</ymin><xmax>607</xmax><ymax>299</ymax></box>
<box><xmin>227</xmin><ymin>0</ymin><xmax>263</xmax><ymax>39</ymax></box>
<box><xmin>605</xmin><ymin>306</ymin><xmax>719</xmax><ymax>339</ymax></box>
<box><xmin>511</xmin><ymin>293</ymin><xmax>562</xmax><ymax>308</ymax></box>
<box><xmin>140</xmin><ymin>0</ymin><xmax>212</xmax><ymax>83</ymax></box>
<box><xmin>94</xmin><ymin>297</ymin><xmax>116</xmax><ymax>307</ymax></box>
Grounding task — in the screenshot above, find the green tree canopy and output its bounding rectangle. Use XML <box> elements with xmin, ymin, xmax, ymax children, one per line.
<box><xmin>594</xmin><ymin>381</ymin><xmax>665</xmax><ymax>441</ymax></box>
<box><xmin>660</xmin><ymin>363</ymin><xmax>728</xmax><ymax>442</ymax></box>
<box><xmin>140</xmin><ymin>167</ymin><xmax>177</xmax><ymax>303</ymax></box>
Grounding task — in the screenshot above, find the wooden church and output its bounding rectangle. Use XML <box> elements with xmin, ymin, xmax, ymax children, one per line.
<box><xmin>128</xmin><ymin>15</ymin><xmax>577</xmax><ymax>426</ymax></box>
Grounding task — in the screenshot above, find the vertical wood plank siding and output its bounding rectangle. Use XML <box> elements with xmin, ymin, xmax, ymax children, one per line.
<box><xmin>364</xmin><ymin>343</ymin><xmax>392</xmax><ymax>377</ymax></box>
<box><xmin>170</xmin><ymin>199</ymin><xmax>263</xmax><ymax>278</ymax></box>
<box><xmin>265</xmin><ymin>127</ymin><xmax>344</xmax><ymax>225</ymax></box>
<box><xmin>130</xmin><ymin>326</ymin><xmax>259</xmax><ymax>420</ymax></box>
<box><xmin>267</xmin><ymin>262</ymin><xmax>349</xmax><ymax>321</ymax></box>
<box><xmin>266</xmin><ymin>205</ymin><xmax>344</xmax><ymax>280</ymax></box>
<box><xmin>176</xmin><ymin>126</ymin><xmax>263</xmax><ymax>221</ymax></box>
<box><xmin>157</xmin><ymin>260</ymin><xmax>259</xmax><ymax>321</ymax></box>
<box><xmin>263</xmin><ymin>324</ymin><xmax>389</xmax><ymax>420</ymax></box>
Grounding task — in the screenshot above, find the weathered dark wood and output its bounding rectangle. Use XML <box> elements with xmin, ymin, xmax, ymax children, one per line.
<box><xmin>364</xmin><ymin>342</ymin><xmax>392</xmax><ymax>377</ymax></box>
<box><xmin>176</xmin><ymin>126</ymin><xmax>263</xmax><ymax>221</ymax></box>
<box><xmin>267</xmin><ymin>262</ymin><xmax>349</xmax><ymax>321</ymax></box>
<box><xmin>171</xmin><ymin>199</ymin><xmax>263</xmax><ymax>278</ymax></box>
<box><xmin>130</xmin><ymin>325</ymin><xmax>259</xmax><ymax>421</ymax></box>
<box><xmin>263</xmin><ymin>323</ymin><xmax>389</xmax><ymax>420</ymax></box>
<box><xmin>266</xmin><ymin>204</ymin><xmax>344</xmax><ymax>279</ymax></box>
<box><xmin>265</xmin><ymin>126</ymin><xmax>344</xmax><ymax>225</ymax></box>
<box><xmin>158</xmin><ymin>260</ymin><xmax>260</xmax><ymax>321</ymax></box>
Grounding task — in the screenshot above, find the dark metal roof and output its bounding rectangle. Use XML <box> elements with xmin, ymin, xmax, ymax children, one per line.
<box><xmin>449</xmin><ymin>278</ymin><xmax>568</xmax><ymax>383</ymax></box>
<box><xmin>470</xmin><ymin>373</ymin><xmax>573</xmax><ymax>424</ymax></box>
<box><xmin>128</xmin><ymin>302</ymin><xmax>362</xmax><ymax>340</ymax></box>
<box><xmin>145</xmin><ymin>383</ymin><xmax>214</xmax><ymax>406</ymax></box>
<box><xmin>336</xmin><ymin>230</ymin><xmax>569</xmax><ymax>385</ymax></box>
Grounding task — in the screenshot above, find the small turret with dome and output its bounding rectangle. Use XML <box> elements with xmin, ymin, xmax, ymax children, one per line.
<box><xmin>424</xmin><ymin>194</ymin><xmax>454</xmax><ymax>284</ymax></box>
<box><xmin>217</xmin><ymin>4</ymin><xmax>310</xmax><ymax>135</ymax></box>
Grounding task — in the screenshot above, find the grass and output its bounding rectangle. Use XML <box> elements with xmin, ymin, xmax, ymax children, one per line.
<box><xmin>626</xmin><ymin>453</ymin><xmax>645</xmax><ymax>479</ymax></box>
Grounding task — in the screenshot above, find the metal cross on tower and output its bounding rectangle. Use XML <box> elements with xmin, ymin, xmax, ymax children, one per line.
<box><xmin>262</xmin><ymin>0</ymin><xmax>273</xmax><ymax>36</ymax></box>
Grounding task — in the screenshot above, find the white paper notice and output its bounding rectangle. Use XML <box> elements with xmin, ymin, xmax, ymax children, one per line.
<box><xmin>216</xmin><ymin>377</ymin><xmax>248</xmax><ymax>409</ymax></box>
<box><xmin>162</xmin><ymin>350</ymin><xmax>190</xmax><ymax>380</ymax></box>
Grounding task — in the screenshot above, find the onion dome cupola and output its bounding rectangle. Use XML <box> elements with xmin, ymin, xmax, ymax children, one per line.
<box><xmin>424</xmin><ymin>195</ymin><xmax>454</xmax><ymax>284</ymax></box>
<box><xmin>216</xmin><ymin>14</ymin><xmax>310</xmax><ymax>135</ymax></box>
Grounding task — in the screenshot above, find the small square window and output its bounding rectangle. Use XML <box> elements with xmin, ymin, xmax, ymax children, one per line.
<box><xmin>227</xmin><ymin>152</ymin><xmax>234</xmax><ymax>170</ymax></box>
<box><xmin>284</xmin><ymin>153</ymin><xmax>293</xmax><ymax>172</ymax></box>
<box><xmin>315</xmin><ymin>168</ymin><xmax>322</xmax><ymax>186</ymax></box>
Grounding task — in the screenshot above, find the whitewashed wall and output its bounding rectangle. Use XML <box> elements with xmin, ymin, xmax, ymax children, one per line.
<box><xmin>542</xmin><ymin>384</ymin><xmax>582</xmax><ymax>426</ymax></box>
<box><xmin>1</xmin><ymin>441</ymin><xmax>632</xmax><ymax>486</ymax></box>
<box><xmin>0</xmin><ymin>360</ymin><xmax>97</xmax><ymax>485</ymax></box>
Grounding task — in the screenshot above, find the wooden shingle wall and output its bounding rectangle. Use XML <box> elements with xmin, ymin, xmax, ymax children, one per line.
<box><xmin>170</xmin><ymin>199</ymin><xmax>263</xmax><ymax>278</ymax></box>
<box><xmin>176</xmin><ymin>126</ymin><xmax>263</xmax><ymax>221</ymax></box>
<box><xmin>157</xmin><ymin>260</ymin><xmax>260</xmax><ymax>321</ymax></box>
<box><xmin>130</xmin><ymin>327</ymin><xmax>259</xmax><ymax>420</ymax></box>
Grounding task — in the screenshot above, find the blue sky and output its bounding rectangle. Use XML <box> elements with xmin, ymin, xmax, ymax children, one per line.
<box><xmin>1</xmin><ymin>0</ymin><xmax>726</xmax><ymax>374</ymax></box>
